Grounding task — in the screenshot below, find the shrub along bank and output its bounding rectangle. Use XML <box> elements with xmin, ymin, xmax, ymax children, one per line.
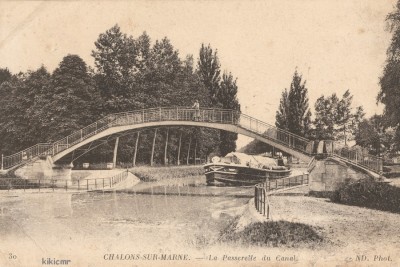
<box><xmin>219</xmin><ymin>217</ymin><xmax>325</xmax><ymax>248</ymax></box>
<box><xmin>330</xmin><ymin>179</ymin><xmax>400</xmax><ymax>213</ymax></box>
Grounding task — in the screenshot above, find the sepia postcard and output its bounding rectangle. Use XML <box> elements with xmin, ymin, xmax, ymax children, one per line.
<box><xmin>0</xmin><ymin>1</ymin><xmax>399</xmax><ymax>266</ymax></box>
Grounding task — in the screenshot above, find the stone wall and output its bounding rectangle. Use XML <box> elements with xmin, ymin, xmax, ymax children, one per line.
<box><xmin>15</xmin><ymin>156</ymin><xmax>72</xmax><ymax>180</ymax></box>
<box><xmin>309</xmin><ymin>158</ymin><xmax>369</xmax><ymax>192</ymax></box>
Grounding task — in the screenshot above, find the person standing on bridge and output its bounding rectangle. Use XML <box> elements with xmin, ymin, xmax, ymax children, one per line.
<box><xmin>192</xmin><ymin>100</ymin><xmax>200</xmax><ymax>121</ymax></box>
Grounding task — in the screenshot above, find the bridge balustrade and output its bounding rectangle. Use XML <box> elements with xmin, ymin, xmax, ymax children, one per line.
<box><xmin>332</xmin><ymin>147</ymin><xmax>382</xmax><ymax>173</ymax></box>
<box><xmin>238</xmin><ymin>114</ymin><xmax>312</xmax><ymax>155</ymax></box>
<box><xmin>2</xmin><ymin>143</ymin><xmax>52</xmax><ymax>170</ymax></box>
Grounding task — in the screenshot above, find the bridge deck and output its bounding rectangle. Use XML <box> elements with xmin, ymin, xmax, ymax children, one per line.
<box><xmin>0</xmin><ymin>107</ymin><xmax>382</xmax><ymax>177</ymax></box>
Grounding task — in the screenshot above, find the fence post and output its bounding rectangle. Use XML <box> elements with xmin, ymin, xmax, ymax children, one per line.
<box><xmin>1</xmin><ymin>154</ymin><xmax>3</xmax><ymax>170</ymax></box>
<box><xmin>39</xmin><ymin>180</ymin><xmax>41</xmax><ymax>192</ymax></box>
<box><xmin>159</xmin><ymin>107</ymin><xmax>162</xmax><ymax>121</ymax></box>
<box><xmin>66</xmin><ymin>180</ymin><xmax>68</xmax><ymax>191</ymax></box>
<box><xmin>256</xmin><ymin>188</ymin><xmax>259</xmax><ymax>213</ymax></box>
<box><xmin>87</xmin><ymin>179</ymin><xmax>89</xmax><ymax>191</ymax></box>
<box><xmin>254</xmin><ymin>187</ymin><xmax>257</xmax><ymax>208</ymax></box>
<box><xmin>263</xmin><ymin>189</ymin><xmax>265</xmax><ymax>216</ymax></box>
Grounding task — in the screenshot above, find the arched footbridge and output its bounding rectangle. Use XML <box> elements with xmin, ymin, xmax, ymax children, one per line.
<box><xmin>0</xmin><ymin>107</ymin><xmax>383</xmax><ymax>179</ymax></box>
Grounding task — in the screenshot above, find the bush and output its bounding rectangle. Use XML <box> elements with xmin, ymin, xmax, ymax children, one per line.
<box><xmin>330</xmin><ymin>179</ymin><xmax>400</xmax><ymax>213</ymax></box>
<box><xmin>219</xmin><ymin>217</ymin><xmax>324</xmax><ymax>248</ymax></box>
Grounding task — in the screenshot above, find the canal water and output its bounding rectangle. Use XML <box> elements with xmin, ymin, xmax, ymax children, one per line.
<box><xmin>0</xmin><ymin>175</ymin><xmax>254</xmax><ymax>264</ymax></box>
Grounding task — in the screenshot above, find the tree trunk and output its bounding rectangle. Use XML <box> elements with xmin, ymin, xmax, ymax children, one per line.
<box><xmin>113</xmin><ymin>137</ymin><xmax>119</xmax><ymax>168</ymax></box>
<box><xmin>194</xmin><ymin>140</ymin><xmax>197</xmax><ymax>165</ymax></box>
<box><xmin>177</xmin><ymin>132</ymin><xmax>182</xmax><ymax>166</ymax></box>
<box><xmin>186</xmin><ymin>137</ymin><xmax>192</xmax><ymax>165</ymax></box>
<box><xmin>164</xmin><ymin>128</ymin><xmax>169</xmax><ymax>165</ymax></box>
<box><xmin>133</xmin><ymin>131</ymin><xmax>140</xmax><ymax>167</ymax></box>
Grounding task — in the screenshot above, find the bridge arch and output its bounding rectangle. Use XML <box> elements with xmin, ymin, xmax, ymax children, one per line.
<box><xmin>2</xmin><ymin>107</ymin><xmax>312</xmax><ymax>172</ymax></box>
<box><xmin>1</xmin><ymin>107</ymin><xmax>382</xmax><ymax>181</ymax></box>
<box><xmin>52</xmin><ymin>120</ymin><xmax>313</xmax><ymax>164</ymax></box>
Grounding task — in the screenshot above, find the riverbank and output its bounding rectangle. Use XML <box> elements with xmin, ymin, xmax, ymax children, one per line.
<box><xmin>130</xmin><ymin>165</ymin><xmax>204</xmax><ymax>181</ymax></box>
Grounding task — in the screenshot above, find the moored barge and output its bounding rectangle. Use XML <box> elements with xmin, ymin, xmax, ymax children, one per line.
<box><xmin>204</xmin><ymin>152</ymin><xmax>291</xmax><ymax>186</ymax></box>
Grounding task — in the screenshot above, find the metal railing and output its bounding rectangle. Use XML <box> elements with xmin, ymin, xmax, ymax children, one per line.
<box><xmin>2</xmin><ymin>143</ymin><xmax>52</xmax><ymax>171</ymax></box>
<box><xmin>331</xmin><ymin>148</ymin><xmax>382</xmax><ymax>174</ymax></box>
<box><xmin>0</xmin><ymin>169</ymin><xmax>129</xmax><ymax>192</ymax></box>
<box><xmin>255</xmin><ymin>173</ymin><xmax>309</xmax><ymax>217</ymax></box>
<box><xmin>239</xmin><ymin>114</ymin><xmax>313</xmax><ymax>155</ymax></box>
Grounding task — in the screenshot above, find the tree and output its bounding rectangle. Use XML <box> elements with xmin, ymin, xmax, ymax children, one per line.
<box><xmin>198</xmin><ymin>44</ymin><xmax>221</xmax><ymax>106</ymax></box>
<box><xmin>378</xmin><ymin>2</ymin><xmax>400</xmax><ymax>150</ymax></box>
<box><xmin>355</xmin><ymin>115</ymin><xmax>394</xmax><ymax>156</ymax></box>
<box><xmin>313</xmin><ymin>94</ymin><xmax>337</xmax><ymax>139</ymax></box>
<box><xmin>0</xmin><ymin>67</ymin><xmax>51</xmax><ymax>153</ymax></box>
<box><xmin>38</xmin><ymin>55</ymin><xmax>102</xmax><ymax>141</ymax></box>
<box><xmin>218</xmin><ymin>72</ymin><xmax>241</xmax><ymax>155</ymax></box>
<box><xmin>275</xmin><ymin>70</ymin><xmax>311</xmax><ymax>137</ymax></box>
<box><xmin>275</xmin><ymin>89</ymin><xmax>290</xmax><ymax>130</ymax></box>
<box><xmin>92</xmin><ymin>24</ymin><xmax>136</xmax><ymax>98</ymax></box>
<box><xmin>314</xmin><ymin>90</ymin><xmax>364</xmax><ymax>143</ymax></box>
<box><xmin>0</xmin><ymin>68</ymin><xmax>12</xmax><ymax>86</ymax></box>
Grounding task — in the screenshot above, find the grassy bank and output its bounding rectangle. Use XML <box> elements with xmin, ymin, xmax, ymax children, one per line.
<box><xmin>330</xmin><ymin>179</ymin><xmax>400</xmax><ymax>213</ymax></box>
<box><xmin>130</xmin><ymin>165</ymin><xmax>204</xmax><ymax>182</ymax></box>
<box><xmin>219</xmin><ymin>217</ymin><xmax>325</xmax><ymax>248</ymax></box>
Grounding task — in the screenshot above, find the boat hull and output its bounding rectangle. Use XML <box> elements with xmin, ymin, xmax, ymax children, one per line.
<box><xmin>204</xmin><ymin>164</ymin><xmax>291</xmax><ymax>186</ymax></box>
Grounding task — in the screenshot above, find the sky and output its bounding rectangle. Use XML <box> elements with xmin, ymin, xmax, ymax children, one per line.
<box><xmin>0</xmin><ymin>0</ymin><xmax>397</xmax><ymax>148</ymax></box>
